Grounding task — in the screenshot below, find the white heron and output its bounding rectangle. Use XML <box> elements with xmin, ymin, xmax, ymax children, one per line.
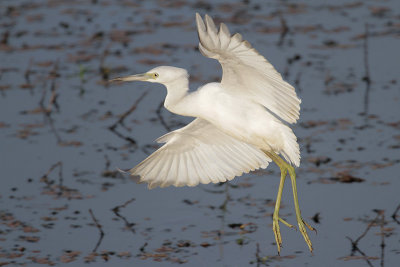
<box><xmin>111</xmin><ymin>13</ymin><xmax>314</xmax><ymax>253</ymax></box>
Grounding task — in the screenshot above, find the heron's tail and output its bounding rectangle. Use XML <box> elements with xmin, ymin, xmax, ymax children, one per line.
<box><xmin>279</xmin><ymin>125</ymin><xmax>300</xmax><ymax>167</ymax></box>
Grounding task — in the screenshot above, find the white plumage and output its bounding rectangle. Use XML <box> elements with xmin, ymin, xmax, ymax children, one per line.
<box><xmin>196</xmin><ymin>14</ymin><xmax>301</xmax><ymax>124</ymax></box>
<box><xmin>123</xmin><ymin>14</ymin><xmax>301</xmax><ymax>188</ymax></box>
<box><xmin>110</xmin><ymin>13</ymin><xmax>314</xmax><ymax>254</ymax></box>
<box><xmin>131</xmin><ymin>118</ymin><xmax>270</xmax><ymax>189</ymax></box>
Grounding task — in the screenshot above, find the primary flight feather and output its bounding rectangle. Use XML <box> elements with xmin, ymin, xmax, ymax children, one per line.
<box><xmin>110</xmin><ymin>13</ymin><xmax>314</xmax><ymax>254</ymax></box>
<box><xmin>196</xmin><ymin>14</ymin><xmax>301</xmax><ymax>124</ymax></box>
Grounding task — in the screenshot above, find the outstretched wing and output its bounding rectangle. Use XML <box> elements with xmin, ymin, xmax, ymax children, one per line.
<box><xmin>196</xmin><ymin>13</ymin><xmax>301</xmax><ymax>124</ymax></box>
<box><xmin>129</xmin><ymin>119</ymin><xmax>270</xmax><ymax>189</ymax></box>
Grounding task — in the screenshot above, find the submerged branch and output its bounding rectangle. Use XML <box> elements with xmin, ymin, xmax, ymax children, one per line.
<box><xmin>109</xmin><ymin>91</ymin><xmax>148</xmax><ymax>131</ymax></box>
<box><xmin>156</xmin><ymin>100</ymin><xmax>172</xmax><ymax>132</ymax></box>
<box><xmin>391</xmin><ymin>204</ymin><xmax>400</xmax><ymax>225</ymax></box>
<box><xmin>277</xmin><ymin>12</ymin><xmax>289</xmax><ymax>47</ymax></box>
<box><xmin>108</xmin><ymin>91</ymin><xmax>148</xmax><ymax>146</ymax></box>
<box><xmin>89</xmin><ymin>209</ymin><xmax>105</xmax><ymax>252</ymax></box>
<box><xmin>112</xmin><ymin>198</ymin><xmax>136</xmax><ymax>235</ymax></box>
<box><xmin>346</xmin><ymin>210</ymin><xmax>386</xmax><ymax>267</ymax></box>
<box><xmin>40</xmin><ymin>161</ymin><xmax>63</xmax><ymax>191</ymax></box>
<box><xmin>362</xmin><ymin>23</ymin><xmax>371</xmax><ymax>125</ymax></box>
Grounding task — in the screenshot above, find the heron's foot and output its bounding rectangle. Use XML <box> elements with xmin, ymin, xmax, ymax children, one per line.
<box><xmin>296</xmin><ymin>216</ymin><xmax>315</xmax><ymax>253</ymax></box>
<box><xmin>273</xmin><ymin>214</ymin><xmax>295</xmax><ymax>254</ymax></box>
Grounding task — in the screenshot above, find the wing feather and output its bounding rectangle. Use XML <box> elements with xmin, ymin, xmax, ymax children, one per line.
<box><xmin>129</xmin><ymin>119</ymin><xmax>271</xmax><ymax>188</ymax></box>
<box><xmin>184</xmin><ymin>152</ymin><xmax>198</xmax><ymax>187</ymax></box>
<box><xmin>139</xmin><ymin>153</ymin><xmax>163</xmax><ymax>180</ymax></box>
<box><xmin>160</xmin><ymin>154</ymin><xmax>178</xmax><ymax>188</ymax></box>
<box><xmin>214</xmin><ymin>146</ymin><xmax>239</xmax><ymax>179</ymax></box>
<box><xmin>219</xmin><ymin>23</ymin><xmax>231</xmax><ymax>49</ymax></box>
<box><xmin>196</xmin><ymin>146</ymin><xmax>220</xmax><ymax>184</ymax></box>
<box><xmin>196</xmin><ymin>13</ymin><xmax>301</xmax><ymax>124</ymax></box>
<box><xmin>174</xmin><ymin>154</ymin><xmax>186</xmax><ymax>187</ymax></box>
<box><xmin>190</xmin><ymin>150</ymin><xmax>209</xmax><ymax>185</ymax></box>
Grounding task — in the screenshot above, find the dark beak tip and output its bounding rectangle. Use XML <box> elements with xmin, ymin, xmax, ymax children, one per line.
<box><xmin>109</xmin><ymin>78</ymin><xmax>122</xmax><ymax>83</ymax></box>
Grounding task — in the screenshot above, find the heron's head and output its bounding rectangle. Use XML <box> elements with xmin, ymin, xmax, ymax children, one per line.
<box><xmin>110</xmin><ymin>66</ymin><xmax>188</xmax><ymax>85</ymax></box>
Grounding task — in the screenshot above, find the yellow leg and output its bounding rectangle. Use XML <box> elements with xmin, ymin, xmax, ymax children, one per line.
<box><xmin>287</xmin><ymin>164</ymin><xmax>315</xmax><ymax>252</ymax></box>
<box><xmin>264</xmin><ymin>151</ymin><xmax>314</xmax><ymax>254</ymax></box>
<box><xmin>272</xmin><ymin>164</ymin><xmax>295</xmax><ymax>254</ymax></box>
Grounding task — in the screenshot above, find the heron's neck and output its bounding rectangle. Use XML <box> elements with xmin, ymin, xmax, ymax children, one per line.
<box><xmin>163</xmin><ymin>77</ymin><xmax>193</xmax><ymax>116</ymax></box>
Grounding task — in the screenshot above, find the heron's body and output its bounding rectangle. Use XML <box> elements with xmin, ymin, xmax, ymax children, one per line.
<box><xmin>110</xmin><ymin>13</ymin><xmax>314</xmax><ymax>254</ymax></box>
<box><xmin>164</xmin><ymin>79</ymin><xmax>299</xmax><ymax>166</ymax></box>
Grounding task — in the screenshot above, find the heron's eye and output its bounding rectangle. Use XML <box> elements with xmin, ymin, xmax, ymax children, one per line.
<box><xmin>153</xmin><ymin>73</ymin><xmax>159</xmax><ymax>78</ymax></box>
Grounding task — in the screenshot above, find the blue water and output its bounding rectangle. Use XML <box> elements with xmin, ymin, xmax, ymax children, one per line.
<box><xmin>1</xmin><ymin>0</ymin><xmax>399</xmax><ymax>266</ymax></box>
